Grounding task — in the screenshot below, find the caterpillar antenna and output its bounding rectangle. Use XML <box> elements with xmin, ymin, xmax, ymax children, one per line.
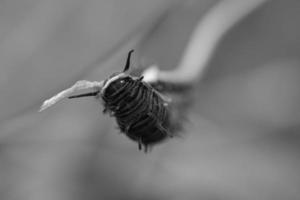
<box><xmin>123</xmin><ymin>50</ymin><xmax>134</xmax><ymax>72</ymax></box>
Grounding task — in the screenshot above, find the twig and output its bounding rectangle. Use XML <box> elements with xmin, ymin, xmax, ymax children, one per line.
<box><xmin>143</xmin><ymin>0</ymin><xmax>269</xmax><ymax>84</ymax></box>
<box><xmin>39</xmin><ymin>80</ymin><xmax>103</xmax><ymax>112</ymax></box>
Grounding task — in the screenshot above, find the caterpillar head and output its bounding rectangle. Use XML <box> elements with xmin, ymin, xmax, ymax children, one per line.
<box><xmin>69</xmin><ymin>50</ymin><xmax>135</xmax><ymax>99</ymax></box>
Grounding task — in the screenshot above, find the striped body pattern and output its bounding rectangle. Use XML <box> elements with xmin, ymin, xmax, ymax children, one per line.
<box><xmin>40</xmin><ymin>50</ymin><xmax>178</xmax><ymax>152</ymax></box>
<box><xmin>101</xmin><ymin>73</ymin><xmax>171</xmax><ymax>151</ymax></box>
<box><xmin>67</xmin><ymin>50</ymin><xmax>173</xmax><ymax>152</ymax></box>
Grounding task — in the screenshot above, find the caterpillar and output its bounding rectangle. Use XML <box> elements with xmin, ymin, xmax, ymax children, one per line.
<box><xmin>40</xmin><ymin>50</ymin><xmax>175</xmax><ymax>152</ymax></box>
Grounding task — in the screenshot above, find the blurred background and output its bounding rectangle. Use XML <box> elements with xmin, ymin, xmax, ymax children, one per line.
<box><xmin>1</xmin><ymin>0</ymin><xmax>300</xmax><ymax>199</ymax></box>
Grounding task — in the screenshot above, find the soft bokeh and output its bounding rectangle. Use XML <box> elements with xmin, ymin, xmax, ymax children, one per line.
<box><xmin>1</xmin><ymin>0</ymin><xmax>300</xmax><ymax>200</ymax></box>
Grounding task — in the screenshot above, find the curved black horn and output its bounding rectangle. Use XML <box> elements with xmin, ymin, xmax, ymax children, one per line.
<box><xmin>123</xmin><ymin>50</ymin><xmax>134</xmax><ymax>72</ymax></box>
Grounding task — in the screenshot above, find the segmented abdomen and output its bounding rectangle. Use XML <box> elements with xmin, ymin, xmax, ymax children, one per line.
<box><xmin>102</xmin><ymin>77</ymin><xmax>170</xmax><ymax>151</ymax></box>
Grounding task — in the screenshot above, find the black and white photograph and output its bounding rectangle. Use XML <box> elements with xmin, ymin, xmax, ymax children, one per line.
<box><xmin>0</xmin><ymin>0</ymin><xmax>300</xmax><ymax>199</ymax></box>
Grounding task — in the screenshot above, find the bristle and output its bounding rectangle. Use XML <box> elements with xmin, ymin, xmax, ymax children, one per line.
<box><xmin>68</xmin><ymin>91</ymin><xmax>99</xmax><ymax>99</ymax></box>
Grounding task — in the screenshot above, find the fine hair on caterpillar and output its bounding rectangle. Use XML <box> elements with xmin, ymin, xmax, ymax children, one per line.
<box><xmin>40</xmin><ymin>50</ymin><xmax>175</xmax><ymax>152</ymax></box>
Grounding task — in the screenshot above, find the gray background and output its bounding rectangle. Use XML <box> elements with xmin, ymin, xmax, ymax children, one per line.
<box><xmin>1</xmin><ymin>0</ymin><xmax>300</xmax><ymax>199</ymax></box>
